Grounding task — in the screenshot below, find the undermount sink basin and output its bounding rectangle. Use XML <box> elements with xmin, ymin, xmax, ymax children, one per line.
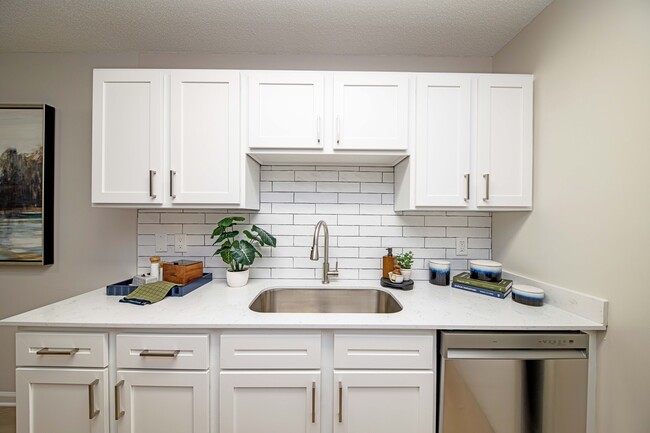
<box><xmin>249</xmin><ymin>287</ymin><xmax>403</xmax><ymax>314</ymax></box>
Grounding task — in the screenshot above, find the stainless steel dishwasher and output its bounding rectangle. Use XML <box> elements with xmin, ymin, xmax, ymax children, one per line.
<box><xmin>439</xmin><ymin>331</ymin><xmax>589</xmax><ymax>433</ymax></box>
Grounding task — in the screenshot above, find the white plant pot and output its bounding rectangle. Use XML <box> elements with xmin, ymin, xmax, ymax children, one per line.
<box><xmin>226</xmin><ymin>269</ymin><xmax>250</xmax><ymax>287</ymax></box>
<box><xmin>401</xmin><ymin>268</ymin><xmax>412</xmax><ymax>281</ymax></box>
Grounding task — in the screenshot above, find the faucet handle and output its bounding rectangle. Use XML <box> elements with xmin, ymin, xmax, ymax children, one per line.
<box><xmin>328</xmin><ymin>260</ymin><xmax>339</xmax><ymax>277</ymax></box>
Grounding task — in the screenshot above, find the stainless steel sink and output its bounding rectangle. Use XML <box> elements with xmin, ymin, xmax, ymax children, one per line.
<box><xmin>249</xmin><ymin>287</ymin><xmax>403</xmax><ymax>314</ymax></box>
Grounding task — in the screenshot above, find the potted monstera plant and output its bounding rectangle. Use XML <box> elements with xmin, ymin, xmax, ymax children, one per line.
<box><xmin>211</xmin><ymin>216</ymin><xmax>277</xmax><ymax>287</ymax></box>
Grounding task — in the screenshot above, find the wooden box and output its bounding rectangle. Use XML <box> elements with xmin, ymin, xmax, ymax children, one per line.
<box><xmin>162</xmin><ymin>260</ymin><xmax>203</xmax><ymax>285</ymax></box>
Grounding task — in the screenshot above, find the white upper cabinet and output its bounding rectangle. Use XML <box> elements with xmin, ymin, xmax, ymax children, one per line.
<box><xmin>92</xmin><ymin>69</ymin><xmax>164</xmax><ymax>204</ymax></box>
<box><xmin>247</xmin><ymin>71</ymin><xmax>325</xmax><ymax>149</ymax></box>
<box><xmin>415</xmin><ymin>75</ymin><xmax>472</xmax><ymax>207</ymax></box>
<box><xmin>92</xmin><ymin>69</ymin><xmax>259</xmax><ymax>209</ymax></box>
<box><xmin>333</xmin><ymin>73</ymin><xmax>409</xmax><ymax>151</ymax></box>
<box><xmin>477</xmin><ymin>75</ymin><xmax>533</xmax><ymax>208</ymax></box>
<box><xmin>245</xmin><ymin>71</ymin><xmax>412</xmax><ymax>164</ymax></box>
<box><xmin>396</xmin><ymin>73</ymin><xmax>533</xmax><ymax>211</ymax></box>
<box><xmin>170</xmin><ymin>70</ymin><xmax>240</xmax><ymax>204</ymax></box>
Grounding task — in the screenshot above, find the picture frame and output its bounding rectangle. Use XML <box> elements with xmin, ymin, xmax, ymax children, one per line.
<box><xmin>0</xmin><ymin>104</ymin><xmax>55</xmax><ymax>265</ymax></box>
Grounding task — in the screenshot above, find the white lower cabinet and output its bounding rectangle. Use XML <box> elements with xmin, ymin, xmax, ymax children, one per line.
<box><xmin>220</xmin><ymin>371</ymin><xmax>321</xmax><ymax>433</ymax></box>
<box><xmin>115</xmin><ymin>370</ymin><xmax>209</xmax><ymax>433</ymax></box>
<box><xmin>333</xmin><ymin>371</ymin><xmax>434</xmax><ymax>433</ymax></box>
<box><xmin>15</xmin><ymin>330</ymin><xmax>436</xmax><ymax>433</ymax></box>
<box><xmin>16</xmin><ymin>367</ymin><xmax>109</xmax><ymax>433</ymax></box>
<box><xmin>114</xmin><ymin>333</ymin><xmax>210</xmax><ymax>433</ymax></box>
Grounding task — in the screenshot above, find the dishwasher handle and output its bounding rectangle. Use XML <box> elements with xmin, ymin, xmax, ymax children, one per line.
<box><xmin>445</xmin><ymin>348</ymin><xmax>587</xmax><ymax>360</ymax></box>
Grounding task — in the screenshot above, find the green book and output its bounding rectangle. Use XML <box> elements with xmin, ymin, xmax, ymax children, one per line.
<box><xmin>452</xmin><ymin>272</ymin><xmax>513</xmax><ymax>293</ymax></box>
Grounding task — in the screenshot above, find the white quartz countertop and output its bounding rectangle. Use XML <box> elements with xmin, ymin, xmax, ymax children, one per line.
<box><xmin>0</xmin><ymin>279</ymin><xmax>605</xmax><ymax>330</ymax></box>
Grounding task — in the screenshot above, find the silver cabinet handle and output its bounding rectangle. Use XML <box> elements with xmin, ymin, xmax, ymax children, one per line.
<box><xmin>464</xmin><ymin>173</ymin><xmax>470</xmax><ymax>201</ymax></box>
<box><xmin>336</xmin><ymin>115</ymin><xmax>341</xmax><ymax>144</ymax></box>
<box><xmin>149</xmin><ymin>170</ymin><xmax>157</xmax><ymax>199</ymax></box>
<box><xmin>115</xmin><ymin>380</ymin><xmax>125</xmax><ymax>420</ymax></box>
<box><xmin>311</xmin><ymin>381</ymin><xmax>316</xmax><ymax>423</ymax></box>
<box><xmin>483</xmin><ymin>173</ymin><xmax>490</xmax><ymax>201</ymax></box>
<box><xmin>338</xmin><ymin>381</ymin><xmax>343</xmax><ymax>423</ymax></box>
<box><xmin>88</xmin><ymin>379</ymin><xmax>100</xmax><ymax>420</ymax></box>
<box><xmin>36</xmin><ymin>347</ymin><xmax>79</xmax><ymax>356</ymax></box>
<box><xmin>316</xmin><ymin>116</ymin><xmax>321</xmax><ymax>144</ymax></box>
<box><xmin>170</xmin><ymin>170</ymin><xmax>176</xmax><ymax>199</ymax></box>
<box><xmin>139</xmin><ymin>349</ymin><xmax>180</xmax><ymax>358</ymax></box>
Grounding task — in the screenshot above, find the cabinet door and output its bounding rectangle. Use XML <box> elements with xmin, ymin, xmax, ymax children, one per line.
<box><xmin>334</xmin><ymin>371</ymin><xmax>434</xmax><ymax>433</ymax></box>
<box><xmin>477</xmin><ymin>75</ymin><xmax>533</xmax><ymax>208</ymax></box>
<box><xmin>248</xmin><ymin>72</ymin><xmax>324</xmax><ymax>149</ymax></box>
<box><xmin>16</xmin><ymin>368</ymin><xmax>108</xmax><ymax>433</ymax></box>
<box><xmin>415</xmin><ymin>75</ymin><xmax>472</xmax><ymax>207</ymax></box>
<box><xmin>92</xmin><ymin>69</ymin><xmax>164</xmax><ymax>204</ymax></box>
<box><xmin>115</xmin><ymin>370</ymin><xmax>209</xmax><ymax>433</ymax></box>
<box><xmin>333</xmin><ymin>73</ymin><xmax>409</xmax><ymax>150</ymax></box>
<box><xmin>170</xmin><ymin>70</ymin><xmax>241</xmax><ymax>204</ymax></box>
<box><xmin>220</xmin><ymin>371</ymin><xmax>320</xmax><ymax>433</ymax></box>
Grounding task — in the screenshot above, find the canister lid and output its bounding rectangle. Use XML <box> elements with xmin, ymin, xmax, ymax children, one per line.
<box><xmin>469</xmin><ymin>260</ymin><xmax>502</xmax><ymax>268</ymax></box>
<box><xmin>512</xmin><ymin>284</ymin><xmax>545</xmax><ymax>298</ymax></box>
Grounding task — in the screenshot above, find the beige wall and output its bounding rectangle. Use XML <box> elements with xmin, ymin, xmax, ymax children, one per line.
<box><xmin>0</xmin><ymin>52</ymin><xmax>490</xmax><ymax>396</ymax></box>
<box><xmin>492</xmin><ymin>1</ymin><xmax>650</xmax><ymax>432</ymax></box>
<box><xmin>0</xmin><ymin>53</ymin><xmax>141</xmax><ymax>392</ymax></box>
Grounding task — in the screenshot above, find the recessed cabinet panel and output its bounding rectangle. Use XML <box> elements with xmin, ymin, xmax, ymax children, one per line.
<box><xmin>116</xmin><ymin>370</ymin><xmax>209</xmax><ymax>433</ymax></box>
<box><xmin>333</xmin><ymin>74</ymin><xmax>409</xmax><ymax>150</ymax></box>
<box><xmin>220</xmin><ymin>371</ymin><xmax>320</xmax><ymax>433</ymax></box>
<box><xmin>334</xmin><ymin>371</ymin><xmax>434</xmax><ymax>433</ymax></box>
<box><xmin>170</xmin><ymin>70</ymin><xmax>240</xmax><ymax>204</ymax></box>
<box><xmin>477</xmin><ymin>75</ymin><xmax>533</xmax><ymax>208</ymax></box>
<box><xmin>248</xmin><ymin>72</ymin><xmax>324</xmax><ymax>149</ymax></box>
<box><xmin>92</xmin><ymin>69</ymin><xmax>163</xmax><ymax>204</ymax></box>
<box><xmin>16</xmin><ymin>368</ymin><xmax>108</xmax><ymax>433</ymax></box>
<box><xmin>415</xmin><ymin>75</ymin><xmax>471</xmax><ymax>207</ymax></box>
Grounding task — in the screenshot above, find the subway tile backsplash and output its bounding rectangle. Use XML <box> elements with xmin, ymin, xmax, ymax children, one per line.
<box><xmin>137</xmin><ymin>165</ymin><xmax>491</xmax><ymax>280</ymax></box>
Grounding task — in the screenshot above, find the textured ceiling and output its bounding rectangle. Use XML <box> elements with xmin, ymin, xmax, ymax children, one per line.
<box><xmin>0</xmin><ymin>0</ymin><xmax>553</xmax><ymax>56</ymax></box>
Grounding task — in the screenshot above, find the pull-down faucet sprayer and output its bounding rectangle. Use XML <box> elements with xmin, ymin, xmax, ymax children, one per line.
<box><xmin>310</xmin><ymin>220</ymin><xmax>339</xmax><ymax>284</ymax></box>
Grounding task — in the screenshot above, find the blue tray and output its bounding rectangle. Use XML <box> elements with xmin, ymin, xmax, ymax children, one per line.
<box><xmin>106</xmin><ymin>273</ymin><xmax>212</xmax><ymax>297</ymax></box>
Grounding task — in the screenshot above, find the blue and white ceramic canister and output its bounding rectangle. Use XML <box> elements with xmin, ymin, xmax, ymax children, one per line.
<box><xmin>429</xmin><ymin>260</ymin><xmax>451</xmax><ymax>286</ymax></box>
<box><xmin>469</xmin><ymin>260</ymin><xmax>502</xmax><ymax>282</ymax></box>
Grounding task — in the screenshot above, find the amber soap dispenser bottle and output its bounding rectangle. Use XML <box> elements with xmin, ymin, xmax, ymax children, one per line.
<box><xmin>382</xmin><ymin>248</ymin><xmax>395</xmax><ymax>279</ymax></box>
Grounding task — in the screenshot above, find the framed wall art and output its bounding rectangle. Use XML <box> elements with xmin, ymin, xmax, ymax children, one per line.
<box><xmin>0</xmin><ymin>104</ymin><xmax>55</xmax><ymax>265</ymax></box>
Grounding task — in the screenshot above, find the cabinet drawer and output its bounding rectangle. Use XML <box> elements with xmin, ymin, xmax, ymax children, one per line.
<box><xmin>16</xmin><ymin>332</ymin><xmax>108</xmax><ymax>368</ymax></box>
<box><xmin>116</xmin><ymin>334</ymin><xmax>209</xmax><ymax>370</ymax></box>
<box><xmin>334</xmin><ymin>334</ymin><xmax>434</xmax><ymax>369</ymax></box>
<box><xmin>221</xmin><ymin>334</ymin><xmax>321</xmax><ymax>369</ymax></box>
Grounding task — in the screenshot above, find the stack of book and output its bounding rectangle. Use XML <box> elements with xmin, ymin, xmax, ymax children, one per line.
<box><xmin>451</xmin><ymin>272</ymin><xmax>513</xmax><ymax>299</ymax></box>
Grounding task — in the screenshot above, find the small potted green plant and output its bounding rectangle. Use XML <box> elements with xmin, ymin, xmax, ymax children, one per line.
<box><xmin>396</xmin><ymin>251</ymin><xmax>414</xmax><ymax>281</ymax></box>
<box><xmin>211</xmin><ymin>216</ymin><xmax>276</xmax><ymax>287</ymax></box>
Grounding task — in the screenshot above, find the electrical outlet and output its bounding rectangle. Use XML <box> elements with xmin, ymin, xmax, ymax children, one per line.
<box><xmin>155</xmin><ymin>234</ymin><xmax>168</xmax><ymax>253</ymax></box>
<box><xmin>456</xmin><ymin>237</ymin><xmax>468</xmax><ymax>256</ymax></box>
<box><xmin>175</xmin><ymin>234</ymin><xmax>187</xmax><ymax>253</ymax></box>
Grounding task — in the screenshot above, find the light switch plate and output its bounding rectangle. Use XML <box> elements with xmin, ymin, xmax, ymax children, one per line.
<box><xmin>155</xmin><ymin>234</ymin><xmax>168</xmax><ymax>253</ymax></box>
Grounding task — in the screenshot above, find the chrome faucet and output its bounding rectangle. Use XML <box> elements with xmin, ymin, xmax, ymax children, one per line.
<box><xmin>310</xmin><ymin>220</ymin><xmax>339</xmax><ymax>284</ymax></box>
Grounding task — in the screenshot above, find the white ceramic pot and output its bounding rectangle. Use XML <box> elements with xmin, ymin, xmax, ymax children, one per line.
<box><xmin>401</xmin><ymin>268</ymin><xmax>412</xmax><ymax>281</ymax></box>
<box><xmin>226</xmin><ymin>269</ymin><xmax>250</xmax><ymax>287</ymax></box>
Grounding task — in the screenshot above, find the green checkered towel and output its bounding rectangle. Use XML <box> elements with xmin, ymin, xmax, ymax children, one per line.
<box><xmin>120</xmin><ymin>281</ymin><xmax>177</xmax><ymax>306</ymax></box>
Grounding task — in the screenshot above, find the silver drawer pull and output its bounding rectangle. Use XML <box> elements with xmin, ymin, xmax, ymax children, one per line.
<box><xmin>170</xmin><ymin>170</ymin><xmax>176</xmax><ymax>199</ymax></box>
<box><xmin>37</xmin><ymin>347</ymin><xmax>79</xmax><ymax>356</ymax></box>
<box><xmin>464</xmin><ymin>173</ymin><xmax>470</xmax><ymax>201</ymax></box>
<box><xmin>88</xmin><ymin>379</ymin><xmax>100</xmax><ymax>420</ymax></box>
<box><xmin>139</xmin><ymin>349</ymin><xmax>180</xmax><ymax>358</ymax></box>
<box><xmin>115</xmin><ymin>380</ymin><xmax>125</xmax><ymax>420</ymax></box>
<box><xmin>338</xmin><ymin>381</ymin><xmax>343</xmax><ymax>423</ymax></box>
<box><xmin>483</xmin><ymin>173</ymin><xmax>490</xmax><ymax>201</ymax></box>
<box><xmin>149</xmin><ymin>170</ymin><xmax>157</xmax><ymax>199</ymax></box>
<box><xmin>311</xmin><ymin>381</ymin><xmax>316</xmax><ymax>423</ymax></box>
